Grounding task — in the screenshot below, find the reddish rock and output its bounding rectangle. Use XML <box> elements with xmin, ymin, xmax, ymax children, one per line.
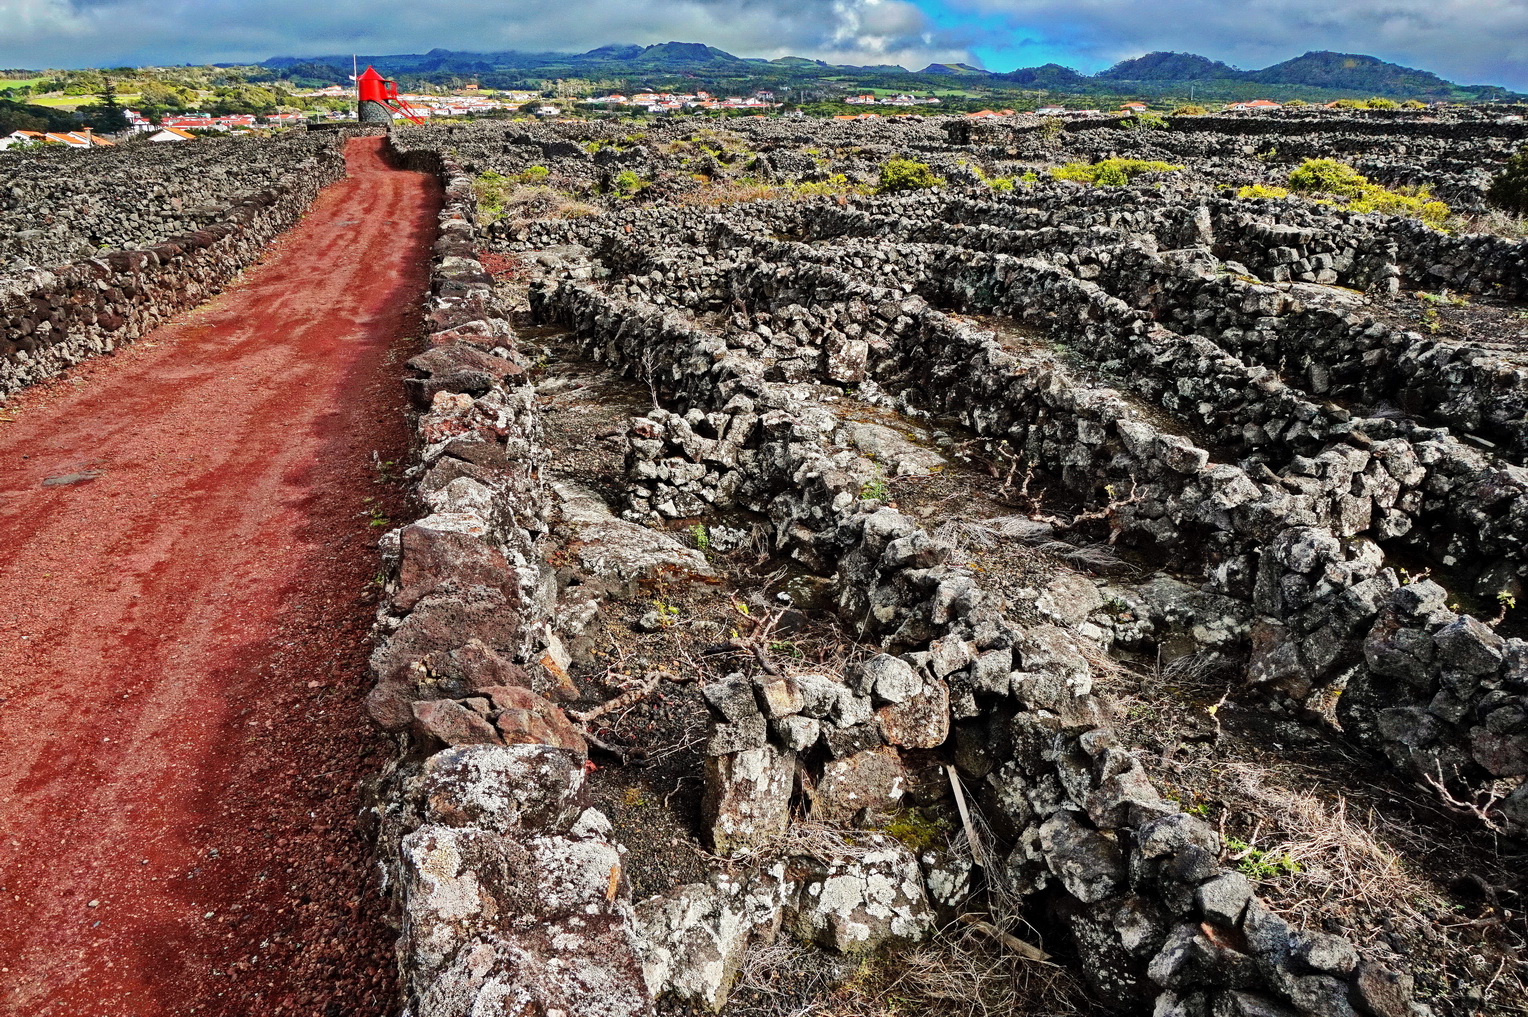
<box><xmin>480</xmin><ymin>685</ymin><xmax>587</xmax><ymax>757</ymax></box>
<box><xmin>411</xmin><ymin>699</ymin><xmax>502</xmax><ymax>748</ymax></box>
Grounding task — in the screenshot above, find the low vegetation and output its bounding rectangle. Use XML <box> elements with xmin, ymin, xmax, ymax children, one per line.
<box><xmin>1051</xmin><ymin>158</ymin><xmax>1182</xmax><ymax>186</ymax></box>
<box><xmin>877</xmin><ymin>157</ymin><xmax>943</xmax><ymax>193</ymax></box>
<box><xmin>1265</xmin><ymin>157</ymin><xmax>1452</xmax><ymax>226</ymax></box>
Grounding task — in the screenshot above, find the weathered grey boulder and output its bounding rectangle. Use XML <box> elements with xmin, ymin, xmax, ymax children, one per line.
<box><xmin>703</xmin><ymin>744</ymin><xmax>795</xmax><ymax>855</ymax></box>
<box><xmin>785</xmin><ymin>835</ymin><xmax>933</xmax><ymax>952</ymax></box>
<box><xmin>634</xmin><ymin>866</ymin><xmax>788</xmax><ymax>1011</ymax></box>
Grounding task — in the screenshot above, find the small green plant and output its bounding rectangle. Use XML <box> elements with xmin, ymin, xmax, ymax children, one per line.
<box><xmin>611</xmin><ymin>169</ymin><xmax>644</xmax><ymax>198</ymax></box>
<box><xmin>368</xmin><ymin>506</ymin><xmax>390</xmax><ymax>528</ymax></box>
<box><xmin>1036</xmin><ymin>116</ymin><xmax>1065</xmax><ymax>144</ymax></box>
<box><xmin>689</xmin><ymin>522</ymin><xmax>711</xmax><ymax>553</ymax></box>
<box><xmin>520</xmin><ymin>164</ymin><xmax>550</xmax><ymax>183</ymax></box>
<box><xmin>1051</xmin><ymin>158</ymin><xmax>1181</xmax><ymax>186</ymax></box>
<box><xmin>1238</xmin><ymin>183</ymin><xmax>1290</xmax><ymax>200</ymax></box>
<box><xmin>1019</xmin><ymin>170</ymin><xmax>1039</xmax><ymax>185</ymax></box>
<box><xmin>1421</xmin><ymin>306</ymin><xmax>1441</xmax><ymax>333</ymax></box>
<box><xmin>882</xmin><ymin>808</ymin><xmax>951</xmax><ymax>852</ymax></box>
<box><xmin>1225</xmin><ymin>837</ymin><xmax>1302</xmax><ymax>880</ymax></box>
<box><xmin>877</xmin><ymin>157</ymin><xmax>943</xmax><ymax>193</ymax></box>
<box><xmin>769</xmin><ymin>639</ymin><xmax>805</xmax><ymax>659</ymax></box>
<box><xmin>1366</xmin><ymin>97</ymin><xmax>1400</xmax><ymax>110</ymax></box>
<box><xmin>652</xmin><ymin>600</ymin><xmax>681</xmax><ymax>626</ymax></box>
<box><xmin>986</xmin><ymin>175</ymin><xmax>1016</xmax><ymax>191</ymax></box>
<box><xmin>1170</xmin><ymin>104</ymin><xmax>1208</xmax><ymax>117</ymax></box>
<box><xmin>859</xmin><ymin>471</ymin><xmax>891</xmax><ymax>501</ymax></box>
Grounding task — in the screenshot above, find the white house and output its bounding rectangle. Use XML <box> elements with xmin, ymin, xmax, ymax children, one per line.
<box><xmin>147</xmin><ymin>127</ymin><xmax>196</xmax><ymax>143</ymax></box>
<box><xmin>0</xmin><ymin>129</ymin><xmax>46</xmax><ymax>150</ymax></box>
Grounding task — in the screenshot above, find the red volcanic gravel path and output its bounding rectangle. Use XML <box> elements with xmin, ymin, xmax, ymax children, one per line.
<box><xmin>0</xmin><ymin>136</ymin><xmax>439</xmax><ymax>1016</ymax></box>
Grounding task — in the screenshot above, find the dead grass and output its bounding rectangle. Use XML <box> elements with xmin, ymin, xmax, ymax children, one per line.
<box><xmin>672</xmin><ymin>180</ymin><xmax>787</xmax><ymax>208</ymax></box>
<box><xmin>1093</xmin><ymin>650</ymin><xmax>1528</xmax><ymax>1015</ymax></box>
<box><xmin>1443</xmin><ymin>207</ymin><xmax>1528</xmax><ymax>240</ymax></box>
<box><xmin>729</xmin><ymin>927</ymin><xmax>1090</xmax><ymax>1017</ymax></box>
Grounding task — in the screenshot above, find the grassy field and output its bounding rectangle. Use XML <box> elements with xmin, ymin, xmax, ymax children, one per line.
<box><xmin>23</xmin><ymin>93</ymin><xmax>142</xmax><ymax>109</ymax></box>
<box><xmin>0</xmin><ymin>77</ymin><xmax>48</xmax><ymax>90</ymax></box>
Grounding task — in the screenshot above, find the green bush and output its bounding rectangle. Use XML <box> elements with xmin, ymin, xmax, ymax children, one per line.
<box><xmin>1283</xmin><ymin>159</ymin><xmax>1450</xmax><ymax>226</ymax></box>
<box><xmin>1366</xmin><ymin>97</ymin><xmax>1399</xmax><ymax>110</ymax></box>
<box><xmin>1238</xmin><ymin>183</ymin><xmax>1290</xmax><ymax>199</ymax></box>
<box><xmin>612</xmin><ymin>169</ymin><xmax>644</xmax><ymax>197</ymax></box>
<box><xmin>1170</xmin><ymin>104</ymin><xmax>1209</xmax><ymax>117</ymax></box>
<box><xmin>877</xmin><ymin>157</ymin><xmax>943</xmax><ymax>193</ymax></box>
<box><xmin>1288</xmin><ymin>158</ymin><xmax>1369</xmax><ymax>197</ymax></box>
<box><xmin>1051</xmin><ymin>158</ymin><xmax>1182</xmax><ymax>186</ymax></box>
<box><xmin>1488</xmin><ymin>147</ymin><xmax>1528</xmax><ymax>215</ymax></box>
<box><xmin>1126</xmin><ymin>110</ymin><xmax>1169</xmax><ymax>131</ymax></box>
<box><xmin>1348</xmin><ymin>187</ymin><xmax>1449</xmax><ymax>227</ymax></box>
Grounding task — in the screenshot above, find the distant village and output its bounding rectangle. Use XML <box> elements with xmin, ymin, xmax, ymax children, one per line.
<box><xmin>0</xmin><ymin>84</ymin><xmax>1411</xmax><ymax>151</ymax></box>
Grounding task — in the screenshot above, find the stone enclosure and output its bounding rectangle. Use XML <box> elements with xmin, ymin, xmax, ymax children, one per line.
<box><xmin>7</xmin><ymin>107</ymin><xmax>1528</xmax><ymax>1016</ymax></box>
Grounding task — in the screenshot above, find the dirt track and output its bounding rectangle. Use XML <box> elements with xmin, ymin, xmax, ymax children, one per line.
<box><xmin>0</xmin><ymin>136</ymin><xmax>438</xmax><ymax>1016</ymax></box>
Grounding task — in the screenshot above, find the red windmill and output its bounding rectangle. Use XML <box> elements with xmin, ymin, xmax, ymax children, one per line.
<box><xmin>356</xmin><ymin>66</ymin><xmax>427</xmax><ymax>126</ymax></box>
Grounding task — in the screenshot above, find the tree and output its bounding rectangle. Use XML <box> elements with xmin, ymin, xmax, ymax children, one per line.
<box><xmin>1487</xmin><ymin>146</ymin><xmax>1528</xmax><ymax>215</ymax></box>
<box><xmin>78</xmin><ymin>77</ymin><xmax>129</xmax><ymax>134</ymax></box>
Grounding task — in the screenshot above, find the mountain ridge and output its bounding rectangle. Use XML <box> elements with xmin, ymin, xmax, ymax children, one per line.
<box><xmin>259</xmin><ymin>42</ymin><xmax>1523</xmax><ymax>102</ymax></box>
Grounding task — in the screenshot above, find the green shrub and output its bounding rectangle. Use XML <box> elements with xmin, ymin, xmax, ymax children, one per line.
<box><xmin>1170</xmin><ymin>104</ymin><xmax>1208</xmax><ymax>117</ymax></box>
<box><xmin>1126</xmin><ymin>110</ymin><xmax>1169</xmax><ymax>131</ymax></box>
<box><xmin>1288</xmin><ymin>158</ymin><xmax>1369</xmax><ymax>197</ymax></box>
<box><xmin>1283</xmin><ymin>99</ymin><xmax>1308</xmax><ymax>107</ymax></box>
<box><xmin>877</xmin><ymin>157</ymin><xmax>942</xmax><ymax>193</ymax></box>
<box><xmin>611</xmin><ymin>169</ymin><xmax>644</xmax><ymax>197</ymax></box>
<box><xmin>1488</xmin><ymin>146</ymin><xmax>1528</xmax><ymax>215</ymax></box>
<box><xmin>1348</xmin><ymin>185</ymin><xmax>1450</xmax><ymax>227</ymax></box>
<box><xmin>1238</xmin><ymin>183</ymin><xmax>1290</xmax><ymax>199</ymax></box>
<box><xmin>1366</xmin><ymin>97</ymin><xmax>1399</xmax><ymax>110</ymax></box>
<box><xmin>1402</xmin><ymin>100</ymin><xmax>1427</xmax><ymax>110</ymax></box>
<box><xmin>1094</xmin><ymin>163</ymin><xmax>1129</xmax><ymax>185</ymax></box>
<box><xmin>1333</xmin><ymin>98</ymin><xmax>1371</xmax><ymax>110</ymax></box>
<box><xmin>1283</xmin><ymin>159</ymin><xmax>1450</xmax><ymax>226</ymax></box>
<box><xmin>1051</xmin><ymin>158</ymin><xmax>1182</xmax><ymax>186</ymax></box>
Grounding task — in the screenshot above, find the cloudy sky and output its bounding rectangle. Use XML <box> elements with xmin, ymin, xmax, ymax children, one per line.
<box><xmin>3</xmin><ymin>0</ymin><xmax>1524</xmax><ymax>89</ymax></box>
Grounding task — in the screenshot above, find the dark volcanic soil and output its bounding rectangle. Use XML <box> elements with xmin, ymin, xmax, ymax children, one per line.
<box><xmin>0</xmin><ymin>136</ymin><xmax>439</xmax><ymax>1017</ymax></box>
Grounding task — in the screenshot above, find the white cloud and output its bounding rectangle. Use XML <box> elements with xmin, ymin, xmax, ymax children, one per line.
<box><xmin>0</xmin><ymin>0</ymin><xmax>968</xmax><ymax>70</ymax></box>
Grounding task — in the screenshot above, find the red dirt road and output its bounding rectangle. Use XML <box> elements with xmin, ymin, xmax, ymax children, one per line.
<box><xmin>0</xmin><ymin>136</ymin><xmax>439</xmax><ymax>1016</ymax></box>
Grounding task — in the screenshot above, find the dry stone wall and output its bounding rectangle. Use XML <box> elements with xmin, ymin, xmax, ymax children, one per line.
<box><xmin>0</xmin><ymin>131</ymin><xmax>355</xmax><ymax>400</ymax></box>
<box><xmin>360</xmin><ymin>147</ymin><xmax>655</xmax><ymax>1017</ymax></box>
<box><xmin>361</xmin><ymin>114</ymin><xmax>1528</xmax><ymax>1016</ymax></box>
<box><xmin>530</xmin><ymin>269</ymin><xmax>1420</xmax><ymax>1017</ymax></box>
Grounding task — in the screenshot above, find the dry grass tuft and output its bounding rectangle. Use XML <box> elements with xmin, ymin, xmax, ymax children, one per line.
<box><xmin>729</xmin><ymin>927</ymin><xmax>1090</xmax><ymax>1017</ymax></box>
